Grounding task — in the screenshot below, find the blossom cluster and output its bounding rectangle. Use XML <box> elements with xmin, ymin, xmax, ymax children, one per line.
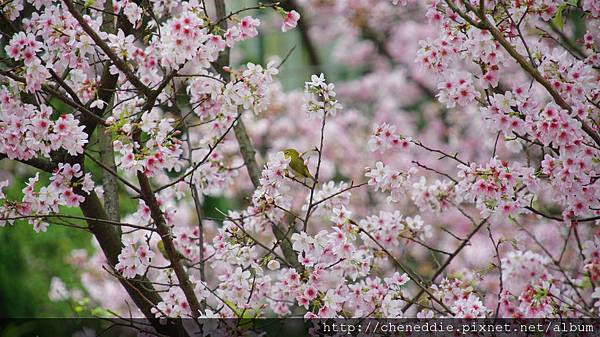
<box><xmin>366</xmin><ymin>161</ymin><xmax>415</xmax><ymax>203</ymax></box>
<box><xmin>112</xmin><ymin>110</ymin><xmax>184</xmax><ymax>176</ymax></box>
<box><xmin>456</xmin><ymin>158</ymin><xmax>537</xmax><ymax>219</ymax></box>
<box><xmin>0</xmin><ymin>87</ymin><xmax>87</xmax><ymax>160</ymax></box>
<box><xmin>303</xmin><ymin>74</ymin><xmax>343</xmax><ymax>119</ymax></box>
<box><xmin>432</xmin><ymin>278</ymin><xmax>489</xmax><ymax>318</ymax></box>
<box><xmin>411</xmin><ymin>177</ymin><xmax>456</xmax><ymax>213</ymax></box>
<box><xmin>115</xmin><ymin>238</ymin><xmax>155</xmax><ymax>279</ymax></box>
<box><xmin>0</xmin><ymin>163</ymin><xmax>93</xmax><ymax>232</ymax></box>
<box><xmin>368</xmin><ymin>122</ymin><xmax>411</xmax><ymax>153</ymax></box>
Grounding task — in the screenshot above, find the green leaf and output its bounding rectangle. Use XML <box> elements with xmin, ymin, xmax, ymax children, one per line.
<box><xmin>91</xmin><ymin>307</ymin><xmax>112</xmax><ymax>318</ymax></box>
<box><xmin>223</xmin><ymin>299</ymin><xmax>258</xmax><ymax>319</ymax></box>
<box><xmin>553</xmin><ymin>4</ymin><xmax>567</xmax><ymax>30</ymax></box>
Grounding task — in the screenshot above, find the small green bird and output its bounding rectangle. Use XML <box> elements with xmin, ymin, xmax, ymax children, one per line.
<box><xmin>283</xmin><ymin>148</ymin><xmax>314</xmax><ymax>180</ymax></box>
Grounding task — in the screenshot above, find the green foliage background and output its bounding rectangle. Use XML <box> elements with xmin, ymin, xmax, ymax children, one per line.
<box><xmin>0</xmin><ymin>175</ymin><xmax>91</xmax><ymax>317</ymax></box>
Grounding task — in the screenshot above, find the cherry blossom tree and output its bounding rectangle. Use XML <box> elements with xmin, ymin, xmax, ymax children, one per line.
<box><xmin>1</xmin><ymin>0</ymin><xmax>600</xmax><ymax>333</ymax></box>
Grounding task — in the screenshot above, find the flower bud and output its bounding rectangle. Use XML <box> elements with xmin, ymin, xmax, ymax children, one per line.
<box><xmin>267</xmin><ymin>259</ymin><xmax>280</xmax><ymax>271</ymax></box>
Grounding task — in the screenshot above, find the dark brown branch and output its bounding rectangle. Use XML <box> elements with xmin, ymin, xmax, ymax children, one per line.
<box><xmin>357</xmin><ymin>225</ymin><xmax>455</xmax><ymax>315</ymax></box>
<box><xmin>303</xmin><ymin>114</ymin><xmax>327</xmax><ymax>231</ymax></box>
<box><xmin>402</xmin><ymin>218</ymin><xmax>488</xmax><ymax>313</ymax></box>
<box><xmin>80</xmin><ymin>192</ymin><xmax>182</xmax><ymax>336</ymax></box>
<box><xmin>136</xmin><ymin>168</ymin><xmax>203</xmax><ymax>318</ymax></box>
<box><xmin>0</xmin><ymin>154</ymin><xmax>57</xmax><ymax>172</ymax></box>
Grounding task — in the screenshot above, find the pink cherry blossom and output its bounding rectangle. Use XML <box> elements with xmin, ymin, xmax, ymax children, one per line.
<box><xmin>0</xmin><ymin>0</ymin><xmax>599</xmax><ymax>328</ymax></box>
<box><xmin>281</xmin><ymin>10</ymin><xmax>300</xmax><ymax>32</ymax></box>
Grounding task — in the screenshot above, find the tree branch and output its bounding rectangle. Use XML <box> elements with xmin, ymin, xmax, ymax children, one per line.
<box><xmin>136</xmin><ymin>168</ymin><xmax>203</xmax><ymax>318</ymax></box>
<box><xmin>213</xmin><ymin>0</ymin><xmax>262</xmax><ymax>188</ymax></box>
<box><xmin>62</xmin><ymin>0</ymin><xmax>153</xmax><ymax>97</ymax></box>
<box><xmin>458</xmin><ymin>0</ymin><xmax>600</xmax><ymax>147</ymax></box>
<box><xmin>401</xmin><ymin>218</ymin><xmax>488</xmax><ymax>313</ymax></box>
<box><xmin>79</xmin><ymin>191</ymin><xmax>184</xmax><ymax>336</ymax></box>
